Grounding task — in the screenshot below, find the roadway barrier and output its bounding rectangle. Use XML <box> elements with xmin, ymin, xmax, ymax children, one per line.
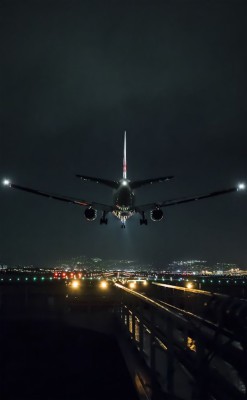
<box><xmin>115</xmin><ymin>283</ymin><xmax>247</xmax><ymax>400</ymax></box>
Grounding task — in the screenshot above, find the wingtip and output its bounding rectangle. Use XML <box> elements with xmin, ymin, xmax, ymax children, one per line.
<box><xmin>237</xmin><ymin>183</ymin><xmax>245</xmax><ymax>191</ymax></box>
<box><xmin>2</xmin><ymin>178</ymin><xmax>11</xmax><ymax>187</ymax></box>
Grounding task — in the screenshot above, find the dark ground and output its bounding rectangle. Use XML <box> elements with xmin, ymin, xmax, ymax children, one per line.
<box><xmin>0</xmin><ymin>317</ymin><xmax>138</xmax><ymax>400</ymax></box>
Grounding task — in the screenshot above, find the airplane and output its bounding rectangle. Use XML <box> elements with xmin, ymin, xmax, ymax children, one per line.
<box><xmin>2</xmin><ymin>132</ymin><xmax>246</xmax><ymax>228</ymax></box>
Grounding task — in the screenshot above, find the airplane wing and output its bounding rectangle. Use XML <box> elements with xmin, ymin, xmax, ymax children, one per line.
<box><xmin>135</xmin><ymin>186</ymin><xmax>242</xmax><ymax>212</ymax></box>
<box><xmin>75</xmin><ymin>174</ymin><xmax>118</xmax><ymax>189</ymax></box>
<box><xmin>130</xmin><ymin>176</ymin><xmax>174</xmax><ymax>190</ymax></box>
<box><xmin>4</xmin><ymin>182</ymin><xmax>113</xmax><ymax>212</ymax></box>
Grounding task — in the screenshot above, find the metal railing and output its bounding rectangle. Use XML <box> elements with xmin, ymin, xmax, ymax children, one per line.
<box><xmin>115</xmin><ymin>283</ymin><xmax>247</xmax><ymax>400</ymax></box>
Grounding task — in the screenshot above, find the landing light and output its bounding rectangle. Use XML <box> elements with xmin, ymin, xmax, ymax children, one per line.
<box><xmin>238</xmin><ymin>183</ymin><xmax>245</xmax><ymax>190</ymax></box>
<box><xmin>122</xmin><ymin>180</ymin><xmax>128</xmax><ymax>186</ymax></box>
<box><xmin>3</xmin><ymin>179</ymin><xmax>11</xmax><ymax>186</ymax></box>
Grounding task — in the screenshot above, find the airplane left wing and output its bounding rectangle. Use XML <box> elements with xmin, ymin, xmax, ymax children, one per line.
<box><xmin>135</xmin><ymin>186</ymin><xmax>244</xmax><ymax>212</ymax></box>
<box><xmin>3</xmin><ymin>182</ymin><xmax>113</xmax><ymax>212</ymax></box>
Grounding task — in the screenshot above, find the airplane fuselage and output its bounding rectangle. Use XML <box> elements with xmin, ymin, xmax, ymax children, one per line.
<box><xmin>112</xmin><ymin>180</ymin><xmax>135</xmax><ymax>224</ymax></box>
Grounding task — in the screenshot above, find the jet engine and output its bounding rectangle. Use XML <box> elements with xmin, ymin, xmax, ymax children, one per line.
<box><xmin>150</xmin><ymin>208</ymin><xmax>163</xmax><ymax>221</ymax></box>
<box><xmin>84</xmin><ymin>208</ymin><xmax>97</xmax><ymax>221</ymax></box>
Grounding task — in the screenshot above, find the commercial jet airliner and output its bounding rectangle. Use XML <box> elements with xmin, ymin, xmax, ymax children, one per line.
<box><xmin>2</xmin><ymin>132</ymin><xmax>245</xmax><ymax>228</ymax></box>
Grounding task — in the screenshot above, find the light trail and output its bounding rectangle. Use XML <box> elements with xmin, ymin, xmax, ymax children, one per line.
<box><xmin>152</xmin><ymin>282</ymin><xmax>228</xmax><ymax>297</ymax></box>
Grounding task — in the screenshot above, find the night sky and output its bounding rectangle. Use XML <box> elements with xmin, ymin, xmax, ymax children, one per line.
<box><xmin>1</xmin><ymin>0</ymin><xmax>246</xmax><ymax>267</ymax></box>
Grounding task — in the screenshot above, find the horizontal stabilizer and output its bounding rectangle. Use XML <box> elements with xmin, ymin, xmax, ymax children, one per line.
<box><xmin>75</xmin><ymin>175</ymin><xmax>118</xmax><ymax>189</ymax></box>
<box><xmin>130</xmin><ymin>176</ymin><xmax>174</xmax><ymax>190</ymax></box>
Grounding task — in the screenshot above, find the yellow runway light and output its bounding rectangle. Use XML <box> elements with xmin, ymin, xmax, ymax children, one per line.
<box><xmin>71</xmin><ymin>280</ymin><xmax>80</xmax><ymax>289</ymax></box>
<box><xmin>100</xmin><ymin>280</ymin><xmax>108</xmax><ymax>289</ymax></box>
<box><xmin>129</xmin><ymin>281</ymin><xmax>136</xmax><ymax>289</ymax></box>
<box><xmin>186</xmin><ymin>282</ymin><xmax>193</xmax><ymax>289</ymax></box>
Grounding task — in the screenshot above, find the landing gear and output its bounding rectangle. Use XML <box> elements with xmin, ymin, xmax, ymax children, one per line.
<box><xmin>100</xmin><ymin>212</ymin><xmax>108</xmax><ymax>225</ymax></box>
<box><xmin>121</xmin><ymin>223</ymin><xmax>126</xmax><ymax>229</ymax></box>
<box><xmin>140</xmin><ymin>212</ymin><xmax>147</xmax><ymax>225</ymax></box>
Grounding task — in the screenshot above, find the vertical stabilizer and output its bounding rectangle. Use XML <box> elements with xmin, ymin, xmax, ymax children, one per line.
<box><xmin>123</xmin><ymin>131</ymin><xmax>127</xmax><ymax>179</ymax></box>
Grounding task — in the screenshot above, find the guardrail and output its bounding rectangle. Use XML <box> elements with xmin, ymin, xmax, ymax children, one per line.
<box><xmin>115</xmin><ymin>283</ymin><xmax>247</xmax><ymax>400</ymax></box>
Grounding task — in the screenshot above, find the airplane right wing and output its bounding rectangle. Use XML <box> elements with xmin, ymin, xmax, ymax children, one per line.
<box><xmin>135</xmin><ymin>186</ymin><xmax>244</xmax><ymax>212</ymax></box>
<box><xmin>75</xmin><ymin>174</ymin><xmax>118</xmax><ymax>189</ymax></box>
<box><xmin>3</xmin><ymin>182</ymin><xmax>113</xmax><ymax>212</ymax></box>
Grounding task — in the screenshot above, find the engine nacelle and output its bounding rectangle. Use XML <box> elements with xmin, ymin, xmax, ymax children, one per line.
<box><xmin>84</xmin><ymin>207</ymin><xmax>97</xmax><ymax>221</ymax></box>
<box><xmin>150</xmin><ymin>208</ymin><xmax>163</xmax><ymax>221</ymax></box>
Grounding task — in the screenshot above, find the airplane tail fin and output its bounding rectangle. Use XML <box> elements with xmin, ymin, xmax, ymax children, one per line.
<box><xmin>123</xmin><ymin>131</ymin><xmax>127</xmax><ymax>179</ymax></box>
